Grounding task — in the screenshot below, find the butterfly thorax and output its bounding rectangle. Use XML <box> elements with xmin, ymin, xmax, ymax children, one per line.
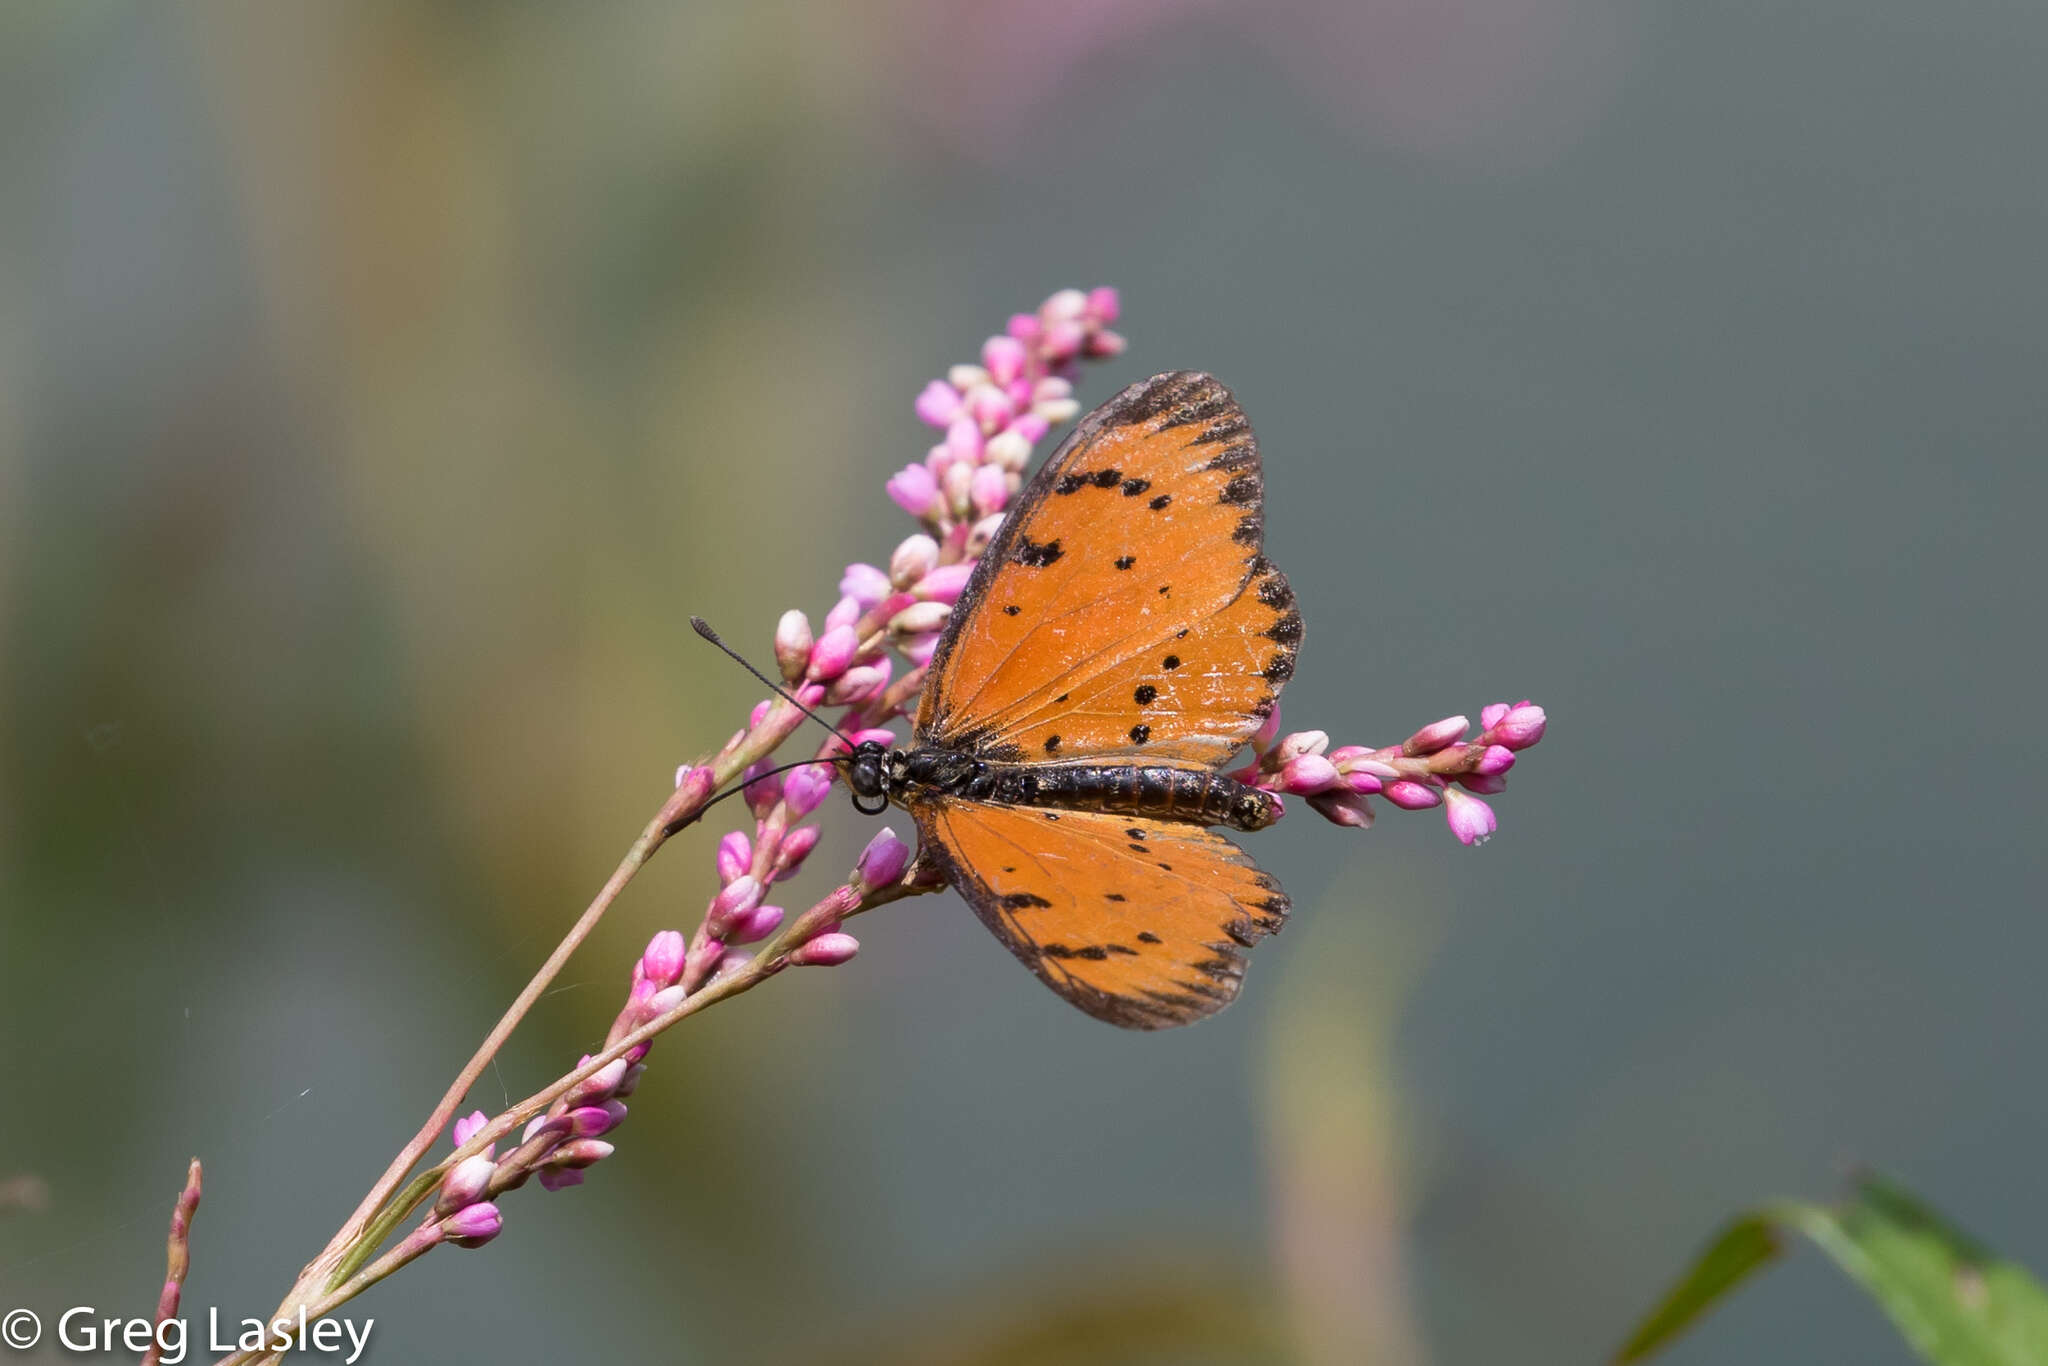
<box><xmin>856</xmin><ymin>743</ymin><xmax>1277</xmax><ymax>832</ymax></box>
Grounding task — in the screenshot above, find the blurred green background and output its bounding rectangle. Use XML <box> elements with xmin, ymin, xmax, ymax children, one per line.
<box><xmin>3</xmin><ymin>3</ymin><xmax>2044</xmax><ymax>1362</ymax></box>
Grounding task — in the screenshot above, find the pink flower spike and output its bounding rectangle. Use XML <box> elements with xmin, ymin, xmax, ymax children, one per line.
<box><xmin>1086</xmin><ymin>286</ymin><xmax>1121</xmax><ymax>324</ymax></box>
<box><xmin>1012</xmin><ymin>412</ymin><xmax>1050</xmax><ymax>443</ymax></box>
<box><xmin>1404</xmin><ymin>716</ymin><xmax>1470</xmax><ymax>756</ymax></box>
<box><xmin>970</xmin><ymin>464</ymin><xmax>1010</xmax><ymax>516</ymax></box>
<box><xmin>537</xmin><ymin>1168</ymin><xmax>585</xmax><ymax>1193</ymax></box>
<box><xmin>715</xmin><ymin>831</ymin><xmax>753</xmax><ymax>884</ymax></box>
<box><xmin>1042</xmin><ymin>288</ymin><xmax>1089</xmax><ymax>322</ymax></box>
<box><xmin>1483</xmin><ymin>701</ymin><xmax>1548</xmax><ymax>750</ymax></box>
<box><xmin>1384</xmin><ymin>779</ymin><xmax>1445</xmax><ymax>810</ymax></box>
<box><xmin>848</xmin><ymin>727</ymin><xmax>898</xmax><ymax>750</ymax></box>
<box><xmin>1458</xmin><ymin>773</ymin><xmax>1508</xmax><ymax>795</ymax></box>
<box><xmin>856</xmin><ymin>827</ymin><xmax>911</xmax><ymax>890</ymax></box>
<box><xmin>840</xmin><ymin>562</ymin><xmax>892</xmax><ymax>611</ymax></box>
<box><xmin>983</xmin><ymin>334</ymin><xmax>1028</xmax><ymax>386</ymax></box>
<box><xmin>1474</xmin><ymin>745</ymin><xmax>1517</xmax><ymax>777</ymax></box>
<box><xmin>782</xmin><ymin>764</ymin><xmax>834</xmax><ymax>818</ymax></box>
<box><xmin>1480</xmin><ymin>702</ymin><xmax>1510</xmax><ymax>730</ymax></box>
<box><xmin>641</xmin><ymin>930</ymin><xmax>688</xmax><ymax>988</ymax></box>
<box><xmin>892</xmin><ymin>601</ymin><xmax>952</xmax><ymax>636</ymax></box>
<box><xmin>916</xmin><ymin>562</ymin><xmax>975</xmax><ymax>604</ymax></box>
<box><xmin>436</xmin><ymin>1154</ymin><xmax>497</xmax><ymax>1215</ymax></box>
<box><xmin>728</xmin><ymin>903</ymin><xmax>785</xmax><ymax>944</ymax></box>
<box><xmin>1278</xmin><ymin>754</ymin><xmax>1340</xmax><ymax>794</ymax></box>
<box><xmin>1041</xmin><ymin>319</ymin><xmax>1085</xmax><ymax>364</ymax></box>
<box><xmin>807</xmin><ymin>625</ymin><xmax>859</xmax><ymax>682</ymax></box>
<box><xmin>966</xmin><ymin>383</ymin><xmax>1014</xmax><ymax>432</ymax></box>
<box><xmin>1345</xmin><ymin>770</ymin><xmax>1384</xmax><ymax>795</ymax></box>
<box><xmin>569</xmin><ymin>1058</ymin><xmax>632</xmax><ymax>1105</ymax></box>
<box><xmin>565</xmin><ymin>1102</ymin><xmax>625</xmax><ymax>1139</ymax></box>
<box><xmin>887</xmin><ymin>463</ymin><xmax>939</xmax><ymax>518</ymax></box>
<box><xmin>914</xmin><ymin>379</ymin><xmax>962</xmax><ymax>427</ymax></box>
<box><xmin>749</xmin><ymin>698</ymin><xmax>773</xmax><ymax>730</ymax></box>
<box><xmin>1007</xmin><ymin>312</ymin><xmax>1043</xmax><ymax>345</ymax></box>
<box><xmin>451</xmin><ymin>1110</ymin><xmax>490</xmax><ymax>1150</ymax></box>
<box><xmin>444</xmin><ymin>1201</ymin><xmax>503</xmax><ymax>1247</ymax></box>
<box><xmin>791</xmin><ymin>932</ymin><xmax>861</xmax><ymax>968</ymax></box>
<box><xmin>1444</xmin><ymin>787</ymin><xmax>1498</xmax><ymax>846</ymax></box>
<box><xmin>774</xmin><ymin>610</ymin><xmax>814</xmax><ymax>682</ymax></box>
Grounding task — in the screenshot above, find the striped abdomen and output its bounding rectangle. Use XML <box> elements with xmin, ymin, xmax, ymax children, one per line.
<box><xmin>898</xmin><ymin>748</ymin><xmax>1278</xmax><ymax>831</ymax></box>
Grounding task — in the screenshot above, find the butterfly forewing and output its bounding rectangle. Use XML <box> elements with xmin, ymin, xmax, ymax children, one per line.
<box><xmin>918</xmin><ymin>372</ymin><xmax>1303</xmax><ymax>765</ymax></box>
<box><xmin>912</xmin><ymin>799</ymin><xmax>1290</xmax><ymax>1029</ymax></box>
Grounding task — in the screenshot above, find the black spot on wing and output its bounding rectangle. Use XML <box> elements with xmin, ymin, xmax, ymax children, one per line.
<box><xmin>1220</xmin><ymin>474</ymin><xmax>1260</xmax><ymax>506</ymax></box>
<box><xmin>1043</xmin><ymin>734</ymin><xmax>1061</xmax><ymax>753</ymax></box>
<box><xmin>1133</xmin><ymin>685</ymin><xmax>1157</xmax><ymax>704</ymax></box>
<box><xmin>1263</xmin><ymin>652</ymin><xmax>1296</xmax><ymax>683</ymax></box>
<box><xmin>1001</xmin><ymin>892</ymin><xmax>1053</xmax><ymax>910</ymax></box>
<box><xmin>1136</xmin><ymin>931</ymin><xmax>1163</xmax><ymax>943</ymax></box>
<box><xmin>1114</xmin><ymin>555</ymin><xmax>1136</xmax><ymax>570</ymax></box>
<box><xmin>1149</xmin><ymin>493</ymin><xmax>1172</xmax><ymax>510</ymax></box>
<box><xmin>1055</xmin><ymin>472</ymin><xmax>1087</xmax><ymax>494</ymax></box>
<box><xmin>1232</xmin><ymin>514</ymin><xmax>1263</xmax><ymax>546</ymax></box>
<box><xmin>1267</xmin><ymin>612</ymin><xmax>1304</xmax><ymax>645</ymax></box>
<box><xmin>1092</xmin><ymin>468</ymin><xmax>1123</xmax><ymax>488</ymax></box>
<box><xmin>1002</xmin><ymin>603</ymin><xmax>1021</xmax><ymax>616</ymax></box>
<box><xmin>1161</xmin><ymin>654</ymin><xmax>1181</xmax><ymax>669</ymax></box>
<box><xmin>1129</xmin><ymin>724</ymin><xmax>1151</xmax><ymax>744</ymax></box>
<box><xmin>1014</xmin><ymin>536</ymin><xmax>1064</xmax><ymax>568</ymax></box>
<box><xmin>1106</xmin><ymin>892</ymin><xmax>1127</xmax><ymax>903</ymax></box>
<box><xmin>1121</xmin><ymin>477</ymin><xmax>1151</xmax><ymax>496</ymax></box>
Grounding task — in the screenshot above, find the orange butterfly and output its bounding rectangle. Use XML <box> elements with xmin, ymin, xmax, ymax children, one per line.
<box><xmin>847</xmin><ymin>371</ymin><xmax>1303</xmax><ymax>1028</ymax></box>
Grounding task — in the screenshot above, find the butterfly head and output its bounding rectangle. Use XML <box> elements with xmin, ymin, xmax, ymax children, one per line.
<box><xmin>845</xmin><ymin>738</ymin><xmax>903</xmax><ymax>816</ymax></box>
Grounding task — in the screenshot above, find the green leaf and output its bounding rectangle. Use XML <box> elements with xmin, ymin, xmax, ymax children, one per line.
<box><xmin>1614</xmin><ymin>1173</ymin><xmax>2048</xmax><ymax>1365</ymax></box>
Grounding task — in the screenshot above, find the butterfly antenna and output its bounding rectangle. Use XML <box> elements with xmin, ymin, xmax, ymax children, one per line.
<box><xmin>694</xmin><ymin>753</ymin><xmax>853</xmax><ymax>819</ymax></box>
<box><xmin>690</xmin><ymin>616</ymin><xmax>860</xmax><ymax>749</ymax></box>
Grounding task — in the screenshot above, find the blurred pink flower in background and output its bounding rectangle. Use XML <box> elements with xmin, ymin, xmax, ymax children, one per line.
<box><xmin>891</xmin><ymin>0</ymin><xmax>1635</xmax><ymax>169</ymax></box>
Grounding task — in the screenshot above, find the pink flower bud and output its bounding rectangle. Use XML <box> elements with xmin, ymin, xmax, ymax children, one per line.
<box><xmin>640</xmin><ymin>930</ymin><xmax>688</xmax><ymax>988</ymax></box>
<box><xmin>890</xmin><ymin>534</ymin><xmax>940</xmax><ymax>587</ymax></box>
<box><xmin>1274</xmin><ymin>730</ymin><xmax>1330</xmax><ymax>763</ymax></box>
<box><xmin>1042</xmin><ymin>288</ymin><xmax>1089</xmax><ymax>322</ymax></box>
<box><xmin>914</xmin><ymin>379</ymin><xmax>962</xmax><ymax>427</ymax></box>
<box><xmin>568</xmin><ymin>1058</ymin><xmax>631</xmax><ymax>1106</ymax></box>
<box><xmin>1040</xmin><ymin>319</ymin><xmax>1085</xmax><ymax>364</ymax></box>
<box><xmin>1480</xmin><ymin>702</ymin><xmax>1509</xmax><ymax>730</ymax></box>
<box><xmin>444</xmin><ymin>1201</ymin><xmax>503</xmax><ymax>1247</ymax></box>
<box><xmin>1383</xmin><ymin>780</ymin><xmax>1444</xmax><ymax>810</ymax></box>
<box><xmin>892</xmin><ymin>601</ymin><xmax>952</xmax><ymax>636</ymax></box>
<box><xmin>1307</xmin><ymin>788</ymin><xmax>1374</xmax><ymax>828</ymax></box>
<box><xmin>1404</xmin><ymin>715</ymin><xmax>1469</xmax><ymax>756</ymax></box>
<box><xmin>1252</xmin><ymin>705</ymin><xmax>1284</xmax><ymax>753</ymax></box>
<box><xmin>856</xmin><ymin>827</ymin><xmax>911</xmax><ymax>890</ymax></box>
<box><xmin>823</xmin><ymin>597</ymin><xmax>861</xmax><ymax>635</ymax></box>
<box><xmin>742</xmin><ymin>763</ymin><xmax>782</xmax><ymax>820</ymax></box>
<box><xmin>1474</xmin><ymin>745</ymin><xmax>1517</xmax><ymax>777</ymax></box>
<box><xmin>947</xmin><ymin>363</ymin><xmax>989</xmax><ymax>391</ymax></box>
<box><xmin>782</xmin><ymin>764</ymin><xmax>833</xmax><ymax>818</ymax></box>
<box><xmin>708</xmin><ymin>875</ymin><xmax>764</xmax><ymax>936</ymax></box>
<box><xmin>966</xmin><ymin>383</ymin><xmax>1014</xmax><ymax>432</ymax></box>
<box><xmin>715</xmin><ymin>831</ymin><xmax>753</xmax><ymax>884</ymax></box>
<box><xmin>522</xmin><ymin>1113</ymin><xmax>564</xmax><ymax>1144</ymax></box>
<box><xmin>1345</xmin><ymin>770</ymin><xmax>1384</xmax><ymax>795</ymax></box>
<box><xmin>825</xmin><ymin>663</ymin><xmax>889</xmax><ymax>706</ymax></box>
<box><xmin>773</xmin><ymin>823</ymin><xmax>821</xmax><ymax>879</ymax></box>
<box><xmin>945</xmin><ymin>413</ymin><xmax>985</xmax><ymax>465</ymax></box>
<box><xmin>537</xmin><ymin>1167</ymin><xmax>586</xmax><ymax>1192</ymax></box>
<box><xmin>436</xmin><ymin>1154</ymin><xmax>497</xmax><ymax>1215</ymax></box>
<box><xmin>1086</xmin><ymin>286</ymin><xmax>1121</xmax><ymax>324</ymax></box>
<box><xmin>887</xmin><ymin>462</ymin><xmax>939</xmax><ymax>518</ymax></box>
<box><xmin>1007</xmin><ymin>312</ymin><xmax>1043</xmax><ymax>345</ymax></box>
<box><xmin>840</xmin><ymin>562</ymin><xmax>891</xmax><ymax>611</ymax></box>
<box><xmin>1083</xmin><ymin>329</ymin><xmax>1127</xmax><ymax>358</ymax></box>
<box><xmin>451</xmin><ymin>1110</ymin><xmax>490</xmax><ymax>1150</ymax></box>
<box><xmin>916</xmin><ymin>562</ymin><xmax>975</xmax><ymax>604</ymax></box>
<box><xmin>614</xmin><ymin>1063</ymin><xmax>646</xmax><ymax>1097</ymax></box>
<box><xmin>969</xmin><ymin>464</ymin><xmax>1010</xmax><ymax>516</ymax></box>
<box><xmin>1278</xmin><ymin>754</ymin><xmax>1339</xmax><ymax>794</ymax></box>
<box><xmin>901</xmin><ymin>632</ymin><xmax>941</xmax><ymax>667</ymax></box>
<box><xmin>645</xmin><ymin>983</ymin><xmax>687</xmax><ymax>1017</ymax></box>
<box><xmin>1457</xmin><ymin>773</ymin><xmax>1508</xmax><ymax>795</ymax></box>
<box><xmin>728</xmin><ymin>903</ymin><xmax>785</xmax><ymax>944</ymax></box>
<box><xmin>984</xmin><ymin>428</ymin><xmax>1031</xmax><ymax>472</ymax></box>
<box><xmin>567</xmin><ymin>1101</ymin><xmax>626</xmax><ymax>1139</ymax></box>
<box><xmin>965</xmin><ymin>513</ymin><xmax>1006</xmax><ymax>557</ymax></box>
<box><xmin>983</xmin><ymin>334</ymin><xmax>1028</xmax><ymax>386</ymax></box>
<box><xmin>1443</xmin><ymin>787</ymin><xmax>1498</xmax><ymax>846</ymax></box>
<box><xmin>791</xmin><ymin>932</ymin><xmax>861</xmax><ymax>967</ymax></box>
<box><xmin>807</xmin><ymin>624</ymin><xmax>859</xmax><ymax>681</ymax></box>
<box><xmin>1483</xmin><ymin>701</ymin><xmax>1547</xmax><ymax>750</ymax></box>
<box><xmin>773</xmin><ymin>610</ymin><xmax>813</xmax><ymax>682</ymax></box>
<box><xmin>545</xmin><ymin>1139</ymin><xmax>614</xmax><ymax>1171</ymax></box>
<box><xmin>1012</xmin><ymin>412</ymin><xmax>1050</xmax><ymax>442</ymax></box>
<box><xmin>749</xmin><ymin>698</ymin><xmax>772</xmax><ymax>729</ymax></box>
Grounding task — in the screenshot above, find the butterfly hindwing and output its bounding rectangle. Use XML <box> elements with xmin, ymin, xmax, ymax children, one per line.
<box><xmin>918</xmin><ymin>372</ymin><xmax>1303</xmax><ymax>766</ymax></box>
<box><xmin>912</xmin><ymin>797</ymin><xmax>1292</xmax><ymax>1029</ymax></box>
